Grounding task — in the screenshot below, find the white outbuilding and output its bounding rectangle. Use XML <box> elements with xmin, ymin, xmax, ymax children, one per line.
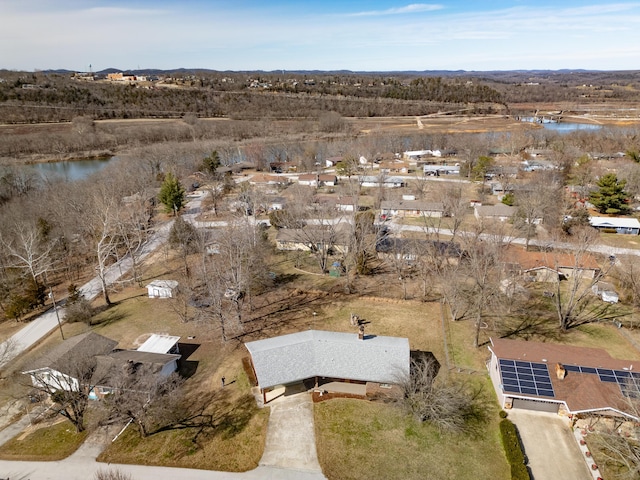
<box><xmin>146</xmin><ymin>280</ymin><xmax>179</xmax><ymax>298</ymax></box>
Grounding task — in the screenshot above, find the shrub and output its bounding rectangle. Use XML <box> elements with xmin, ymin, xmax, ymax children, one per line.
<box><xmin>499</xmin><ymin>419</ymin><xmax>530</xmax><ymax>480</ymax></box>
<box><xmin>499</xmin><ymin>410</ymin><xmax>508</xmax><ymax>419</ymax></box>
<box><xmin>64</xmin><ymin>297</ymin><xmax>94</xmax><ymax>325</ymax></box>
<box><xmin>95</xmin><ymin>469</ymin><xmax>131</xmax><ymax>480</ymax></box>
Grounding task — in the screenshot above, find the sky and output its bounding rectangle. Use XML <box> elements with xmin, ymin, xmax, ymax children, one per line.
<box><xmin>2</xmin><ymin>1</ymin><xmax>640</xmax><ymax>72</ymax></box>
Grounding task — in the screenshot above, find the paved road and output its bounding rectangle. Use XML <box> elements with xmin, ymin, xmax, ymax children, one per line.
<box><xmin>392</xmin><ymin>222</ymin><xmax>640</xmax><ymax>257</ymax></box>
<box><xmin>507</xmin><ymin>409</ymin><xmax>592</xmax><ymax>480</ymax></box>
<box><xmin>0</xmin><ymin>197</ymin><xmax>189</xmax><ymax>370</ymax></box>
<box><xmin>0</xmin><ymin>458</ymin><xmax>327</xmax><ymax>480</ymax></box>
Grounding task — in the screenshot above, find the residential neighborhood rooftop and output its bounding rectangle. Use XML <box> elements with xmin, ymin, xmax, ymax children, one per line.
<box><xmin>505</xmin><ymin>246</ymin><xmax>600</xmax><ymax>272</ymax></box>
<box><xmin>245</xmin><ymin>330</ymin><xmax>410</xmax><ymax>390</ymax></box>
<box><xmin>489</xmin><ymin>338</ymin><xmax>640</xmax><ymax>419</ymax></box>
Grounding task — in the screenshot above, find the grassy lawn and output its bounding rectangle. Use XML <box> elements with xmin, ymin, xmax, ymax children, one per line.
<box><xmin>598</xmin><ymin>232</ymin><xmax>640</xmax><ymax>250</ymax></box>
<box><xmin>315</xmin><ymin>394</ymin><xmax>509</xmax><ymax>480</ymax></box>
<box><xmin>0</xmin><ymin>419</ymin><xmax>87</xmax><ymax>460</ymax></box>
<box><xmin>98</xmin><ymin>361</ymin><xmax>269</xmax><ymax>471</ymax></box>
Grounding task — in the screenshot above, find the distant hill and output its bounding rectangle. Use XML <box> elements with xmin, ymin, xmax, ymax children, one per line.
<box><xmin>40</xmin><ymin>67</ymin><xmax>637</xmax><ymax>77</ymax></box>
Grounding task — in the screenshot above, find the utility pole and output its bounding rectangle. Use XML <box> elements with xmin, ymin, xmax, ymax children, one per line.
<box><xmin>49</xmin><ymin>287</ymin><xmax>64</xmax><ymax>340</ymax></box>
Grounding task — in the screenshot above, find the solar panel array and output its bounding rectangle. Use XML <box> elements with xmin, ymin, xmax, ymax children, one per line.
<box><xmin>498</xmin><ymin>359</ymin><xmax>555</xmax><ymax>398</ymax></box>
<box><xmin>563</xmin><ymin>364</ymin><xmax>640</xmax><ymax>397</ymax></box>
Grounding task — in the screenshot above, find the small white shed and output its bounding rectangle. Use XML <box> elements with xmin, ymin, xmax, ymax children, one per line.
<box><xmin>146</xmin><ymin>280</ymin><xmax>178</xmax><ymax>298</ymax></box>
<box><xmin>592</xmin><ymin>281</ymin><xmax>619</xmax><ymax>304</ymax></box>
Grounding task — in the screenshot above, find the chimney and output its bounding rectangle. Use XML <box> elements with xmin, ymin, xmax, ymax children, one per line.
<box><xmin>358</xmin><ymin>325</ymin><xmax>365</xmax><ymax>341</ymax></box>
<box><xmin>555</xmin><ymin>363</ymin><xmax>566</xmax><ymax>380</ymax></box>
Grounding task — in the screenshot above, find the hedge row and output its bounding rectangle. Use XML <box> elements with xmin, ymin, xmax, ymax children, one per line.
<box><xmin>499</xmin><ymin>419</ymin><xmax>530</xmax><ymax>480</ymax></box>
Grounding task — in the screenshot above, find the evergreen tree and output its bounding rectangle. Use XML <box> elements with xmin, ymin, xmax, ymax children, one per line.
<box><xmin>202</xmin><ymin>150</ymin><xmax>221</xmax><ymax>175</ymax></box>
<box><xmin>590</xmin><ymin>173</ymin><xmax>630</xmax><ymax>215</ymax></box>
<box><xmin>158</xmin><ymin>172</ymin><xmax>186</xmax><ymax>215</ymax></box>
<box><xmin>501</xmin><ymin>192</ymin><xmax>514</xmax><ymax>206</ymax></box>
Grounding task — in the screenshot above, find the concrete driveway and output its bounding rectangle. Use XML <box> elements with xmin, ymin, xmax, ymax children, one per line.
<box><xmin>259</xmin><ymin>386</ymin><xmax>325</xmax><ymax>476</ymax></box>
<box><xmin>507</xmin><ymin>409</ymin><xmax>591</xmax><ymax>480</ymax></box>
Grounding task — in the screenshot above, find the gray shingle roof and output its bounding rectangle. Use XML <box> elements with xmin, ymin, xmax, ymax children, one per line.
<box><xmin>28</xmin><ymin>332</ymin><xmax>118</xmax><ymax>375</ymax></box>
<box><xmin>245</xmin><ymin>330</ymin><xmax>410</xmax><ymax>389</ymax></box>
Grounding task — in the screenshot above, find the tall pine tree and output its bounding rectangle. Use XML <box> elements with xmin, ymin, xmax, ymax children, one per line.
<box><xmin>590</xmin><ymin>173</ymin><xmax>630</xmax><ymax>215</ymax></box>
<box><xmin>158</xmin><ymin>173</ymin><xmax>186</xmax><ymax>215</ymax></box>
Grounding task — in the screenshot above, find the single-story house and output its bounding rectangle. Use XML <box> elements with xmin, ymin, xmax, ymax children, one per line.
<box><xmin>474</xmin><ymin>204</ymin><xmax>516</xmax><ymax>222</ymax></box>
<box><xmin>90</xmin><ymin>349</ymin><xmax>181</xmax><ymax>399</ymax></box>
<box><xmin>403</xmin><ymin>149</ymin><xmax>442</xmax><ymax>160</ymax></box>
<box><xmin>275</xmin><ymin>225</ymin><xmax>351</xmax><ymax>254</ymax></box>
<box><xmin>249</xmin><ymin>174</ymin><xmax>290</xmax><ymax>186</ymax></box>
<box><xmin>266</xmin><ymin>196</ymin><xmax>286</xmax><ymax>211</ymax></box>
<box><xmin>24</xmin><ymin>332</ymin><xmax>118</xmax><ymax>393</ymax></box>
<box><xmin>359</xmin><ymin>176</ymin><xmax>406</xmax><ymax>188</ymax></box>
<box><xmin>376</xmin><ymin>237</ymin><xmax>463</xmax><ymax>264</ymax></box>
<box><xmin>269</xmin><ymin>162</ymin><xmax>297</xmax><ymax>173</ymax></box>
<box><xmin>313</xmin><ymin>195</ymin><xmax>358</xmax><ymax>212</ymax></box>
<box><xmin>379</xmin><ymin>161</ymin><xmax>410</xmax><ymax>174</ymax></box>
<box><xmin>245</xmin><ymin>330</ymin><xmax>410</xmax><ymax>404</ymax></box>
<box><xmin>505</xmin><ymin>246</ymin><xmax>601</xmax><ymax>282</ymax></box>
<box><xmin>488</xmin><ymin>337</ymin><xmax>640</xmax><ymax>420</ymax></box>
<box><xmin>24</xmin><ymin>331</ymin><xmax>182</xmax><ymax>400</ymax></box>
<box><xmin>146</xmin><ymin>280</ymin><xmax>179</xmax><ymax>298</ymax></box>
<box><xmin>423</xmin><ymin>165</ymin><xmax>459</xmax><ymax>176</ymax></box>
<box><xmin>298</xmin><ymin>174</ymin><xmax>338</xmax><ymax>187</ymax></box>
<box><xmin>590</xmin><ymin>216</ymin><xmax>640</xmax><ymax>235</ymax></box>
<box><xmin>380</xmin><ymin>200</ymin><xmax>445</xmax><ymax>219</ymax></box>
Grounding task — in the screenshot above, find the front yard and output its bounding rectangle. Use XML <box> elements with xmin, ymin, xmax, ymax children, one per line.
<box><xmin>315</xmin><ymin>391</ymin><xmax>509</xmax><ymax>480</ymax></box>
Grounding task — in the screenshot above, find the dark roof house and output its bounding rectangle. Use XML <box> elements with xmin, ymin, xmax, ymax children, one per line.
<box><xmin>488</xmin><ymin>337</ymin><xmax>640</xmax><ymax>420</ymax></box>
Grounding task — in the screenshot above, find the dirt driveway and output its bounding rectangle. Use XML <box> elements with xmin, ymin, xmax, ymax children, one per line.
<box><xmin>507</xmin><ymin>409</ymin><xmax>591</xmax><ymax>480</ymax></box>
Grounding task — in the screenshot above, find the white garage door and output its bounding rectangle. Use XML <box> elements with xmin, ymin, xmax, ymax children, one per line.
<box><xmin>512</xmin><ymin>398</ymin><xmax>559</xmax><ymax>413</ymax></box>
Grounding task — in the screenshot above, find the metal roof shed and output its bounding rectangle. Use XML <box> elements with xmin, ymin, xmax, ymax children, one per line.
<box><xmin>137</xmin><ymin>334</ymin><xmax>180</xmax><ymax>354</ymax></box>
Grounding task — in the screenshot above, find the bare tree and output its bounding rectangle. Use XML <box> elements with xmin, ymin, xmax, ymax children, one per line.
<box><xmin>0</xmin><ymin>218</ymin><xmax>56</xmax><ymax>285</ymax></box>
<box><xmin>0</xmin><ymin>338</ymin><xmax>17</xmax><ymax>370</ymax></box>
<box><xmin>275</xmin><ymin>191</ymin><xmax>347</xmax><ymax>274</ymax></box>
<box><xmin>588</xmin><ymin>396</ymin><xmax>640</xmax><ymax>480</ymax></box>
<box><xmin>436</xmin><ymin>183</ymin><xmax>469</xmax><ymax>241</ymax></box>
<box><xmin>201</xmin><ymin>220</ymin><xmax>269</xmax><ymax>339</ymax></box>
<box><xmin>101</xmin><ymin>365</ymin><xmax>185</xmax><ymax>438</ymax></box>
<box><xmin>553</xmin><ymin>227</ymin><xmax>615</xmax><ymax>331</ymax></box>
<box><xmin>382</xmin><ymin>237</ymin><xmax>415</xmax><ymax>300</ymax></box>
<box><xmin>394</xmin><ymin>354</ymin><xmax>487</xmax><ymax>433</ymax></box>
<box><xmin>514</xmin><ymin>172</ymin><xmax>563</xmax><ymax>249</ymax></box>
<box><xmin>169</xmin><ymin>216</ymin><xmax>200</xmax><ymax>278</ymax></box>
<box><xmin>460</xmin><ymin>230</ymin><xmax>506</xmax><ymax>347</ymax></box>
<box><xmin>614</xmin><ymin>255</ymin><xmax>640</xmax><ymax>309</ymax></box>
<box><xmin>88</xmin><ymin>190</ymin><xmax>120</xmax><ymax>306</ymax></box>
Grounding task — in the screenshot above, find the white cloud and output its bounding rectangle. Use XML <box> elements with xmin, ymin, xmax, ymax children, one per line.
<box><xmin>347</xmin><ymin>3</ymin><xmax>443</xmax><ymax>17</ymax></box>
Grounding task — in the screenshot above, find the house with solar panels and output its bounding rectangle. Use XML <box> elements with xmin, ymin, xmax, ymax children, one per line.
<box><xmin>245</xmin><ymin>329</ymin><xmax>410</xmax><ymax>405</ymax></box>
<box><xmin>488</xmin><ymin>338</ymin><xmax>640</xmax><ymax>420</ymax></box>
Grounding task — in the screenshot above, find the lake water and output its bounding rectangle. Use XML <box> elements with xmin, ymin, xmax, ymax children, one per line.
<box><xmin>520</xmin><ymin>117</ymin><xmax>603</xmax><ymax>134</ymax></box>
<box><xmin>29</xmin><ymin>156</ymin><xmax>115</xmax><ymax>181</ymax></box>
<box><xmin>542</xmin><ymin>122</ymin><xmax>602</xmax><ymax>133</ymax></box>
